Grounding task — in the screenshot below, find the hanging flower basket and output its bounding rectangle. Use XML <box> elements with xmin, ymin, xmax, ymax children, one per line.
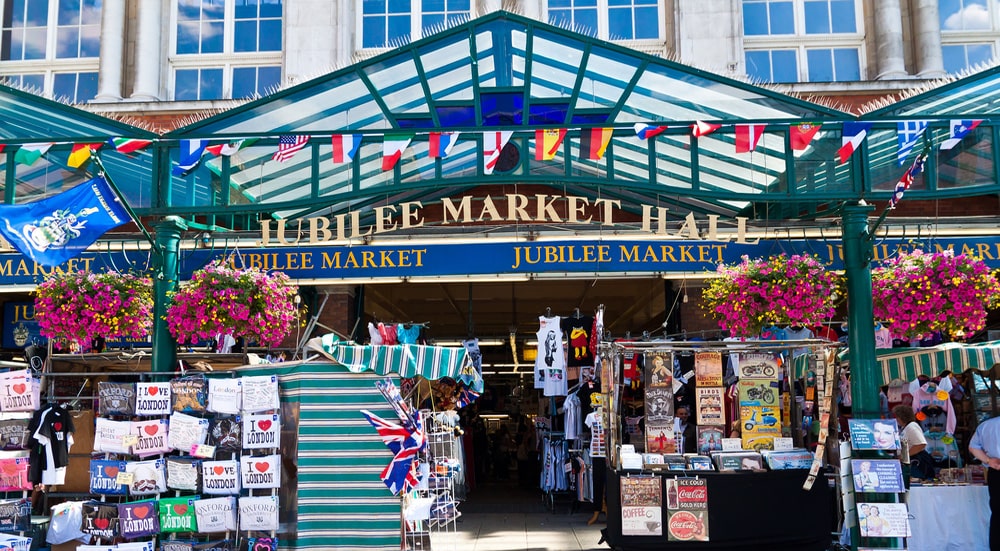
<box><xmin>872</xmin><ymin>249</ymin><xmax>1000</xmax><ymax>339</ymax></box>
<box><xmin>165</xmin><ymin>260</ymin><xmax>298</xmax><ymax>347</ymax></box>
<box><xmin>34</xmin><ymin>270</ymin><xmax>154</xmax><ymax>346</ymax></box>
<box><xmin>701</xmin><ymin>254</ymin><xmax>843</xmax><ymax>337</ymax></box>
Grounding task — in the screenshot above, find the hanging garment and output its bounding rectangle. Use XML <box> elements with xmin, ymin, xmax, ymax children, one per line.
<box><xmin>908</xmin><ymin>378</ymin><xmax>957</xmax><ymax>434</ymax></box>
<box><xmin>28</xmin><ymin>403</ymin><xmax>75</xmax><ymax>485</ymax></box>
<box><xmin>562</xmin><ymin>315</ymin><xmax>595</xmax><ymax>368</ymax></box>
<box><xmin>396</xmin><ymin>324</ymin><xmax>421</xmax><ymax>344</ymax></box>
<box><xmin>584</xmin><ymin>410</ymin><xmax>606</xmax><ymax>458</ymax></box>
<box><xmin>368</xmin><ymin>322</ymin><xmax>383</xmax><ymax>345</ymax></box>
<box><xmin>535</xmin><ymin>315</ymin><xmax>567</xmax><ymax>396</ymax></box>
<box><xmin>564</xmin><ymin>392</ymin><xmax>581</xmax><ymax>441</ymax></box>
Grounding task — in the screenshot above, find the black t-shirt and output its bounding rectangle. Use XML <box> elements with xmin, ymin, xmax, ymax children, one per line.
<box><xmin>561</xmin><ymin>316</ymin><xmax>595</xmax><ymax>367</ymax></box>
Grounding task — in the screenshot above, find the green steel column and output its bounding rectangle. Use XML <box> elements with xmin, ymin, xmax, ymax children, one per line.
<box><xmin>842</xmin><ymin>202</ymin><xmax>878</xmax><ymax>416</ymax></box>
<box><xmin>152</xmin><ymin>216</ymin><xmax>187</xmax><ymax>373</ymax></box>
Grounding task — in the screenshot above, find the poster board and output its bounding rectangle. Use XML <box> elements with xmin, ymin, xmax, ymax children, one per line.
<box><xmin>621</xmin><ymin>476</ymin><xmax>662</xmax><ymax>536</ymax></box>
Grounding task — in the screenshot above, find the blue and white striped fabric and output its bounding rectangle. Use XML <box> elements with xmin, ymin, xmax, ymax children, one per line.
<box><xmin>897</xmin><ymin>120</ymin><xmax>928</xmax><ymax>165</ymax></box>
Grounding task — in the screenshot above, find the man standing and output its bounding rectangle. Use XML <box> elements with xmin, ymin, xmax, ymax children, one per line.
<box><xmin>969</xmin><ymin>415</ymin><xmax>1000</xmax><ymax>549</ymax></box>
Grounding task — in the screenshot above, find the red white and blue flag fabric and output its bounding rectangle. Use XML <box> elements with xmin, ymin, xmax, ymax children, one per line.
<box><xmin>888</xmin><ymin>150</ymin><xmax>928</xmax><ymax>209</ymax></box>
<box><xmin>836</xmin><ymin>122</ymin><xmax>872</xmax><ymax>164</ymax></box>
<box><xmin>939</xmin><ymin>119</ymin><xmax>983</xmax><ymax>150</ymax></box>
<box><xmin>330</xmin><ymin>134</ymin><xmax>362</xmax><ymax>164</ymax></box>
<box><xmin>360</xmin><ymin>409</ymin><xmax>424</xmax><ymax>495</ymax></box>
<box><xmin>428</xmin><ymin>132</ymin><xmax>460</xmax><ymax>158</ymax></box>
<box><xmin>272</xmin><ymin>135</ymin><xmax>310</xmax><ymax>162</ymax></box>
<box><xmin>634</xmin><ymin>123</ymin><xmax>667</xmax><ymax>140</ymax></box>
<box><xmin>173</xmin><ymin>139</ymin><xmax>208</xmax><ymax>175</ymax></box>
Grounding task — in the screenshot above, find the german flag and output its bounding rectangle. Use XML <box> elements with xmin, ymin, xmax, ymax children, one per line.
<box><xmin>580</xmin><ymin>128</ymin><xmax>613</xmax><ymax>160</ymax></box>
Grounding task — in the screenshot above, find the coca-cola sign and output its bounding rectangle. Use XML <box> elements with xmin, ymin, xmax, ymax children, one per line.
<box><xmin>667</xmin><ymin>511</ymin><xmax>703</xmax><ymax>540</ymax></box>
<box><xmin>678</xmin><ymin>487</ymin><xmax>707</xmax><ymax>501</ymax></box>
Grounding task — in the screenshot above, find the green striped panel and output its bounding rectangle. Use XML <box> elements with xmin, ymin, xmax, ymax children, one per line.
<box><xmin>237</xmin><ymin>362</ymin><xmax>401</xmax><ymax>551</ymax></box>
<box><xmin>846</xmin><ymin>341</ymin><xmax>1000</xmax><ymax>385</ymax></box>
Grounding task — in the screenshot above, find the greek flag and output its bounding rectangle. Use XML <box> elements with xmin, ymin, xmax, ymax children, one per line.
<box><xmin>897</xmin><ymin>120</ymin><xmax>928</xmax><ymax>166</ymax></box>
<box><xmin>0</xmin><ymin>176</ymin><xmax>131</xmax><ymax>267</ymax></box>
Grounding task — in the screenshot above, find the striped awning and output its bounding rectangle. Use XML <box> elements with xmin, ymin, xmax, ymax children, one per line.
<box><xmin>308</xmin><ymin>334</ymin><xmax>482</xmax><ymax>393</ymax></box>
<box><xmin>843</xmin><ymin>341</ymin><xmax>1000</xmax><ymax>384</ymax></box>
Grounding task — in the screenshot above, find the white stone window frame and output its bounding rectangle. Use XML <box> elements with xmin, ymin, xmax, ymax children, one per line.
<box><xmin>0</xmin><ymin>0</ymin><xmax>100</xmax><ymax>101</ymax></box>
<box><xmin>939</xmin><ymin>1</ymin><xmax>1000</xmax><ymax>72</ymax></box>
<box><xmin>354</xmin><ymin>0</ymin><xmax>478</xmax><ymax>54</ymax></box>
<box><xmin>167</xmin><ymin>0</ymin><xmax>284</xmax><ymax>101</ymax></box>
<box><xmin>741</xmin><ymin>0</ymin><xmax>866</xmax><ymax>82</ymax></box>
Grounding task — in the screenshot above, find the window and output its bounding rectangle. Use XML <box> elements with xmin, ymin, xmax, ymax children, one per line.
<box><xmin>0</xmin><ymin>0</ymin><xmax>100</xmax><ymax>102</ymax></box>
<box><xmin>361</xmin><ymin>0</ymin><xmax>471</xmax><ymax>49</ymax></box>
<box><xmin>939</xmin><ymin>0</ymin><xmax>1000</xmax><ymax>74</ymax></box>
<box><xmin>742</xmin><ymin>0</ymin><xmax>864</xmax><ymax>83</ymax></box>
<box><xmin>544</xmin><ymin>0</ymin><xmax>661</xmax><ymax>41</ymax></box>
<box><xmin>171</xmin><ymin>0</ymin><xmax>283</xmax><ymax>100</ymax></box>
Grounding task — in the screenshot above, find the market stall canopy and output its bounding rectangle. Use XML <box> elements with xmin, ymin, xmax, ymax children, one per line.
<box><xmin>841</xmin><ymin>341</ymin><xmax>1000</xmax><ymax>385</ymax></box>
<box><xmin>307</xmin><ymin>334</ymin><xmax>482</xmax><ymax>393</ymax></box>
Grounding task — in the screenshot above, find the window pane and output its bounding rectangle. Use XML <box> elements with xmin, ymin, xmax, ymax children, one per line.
<box><xmin>608</xmin><ymin>8</ymin><xmax>632</xmax><ymax>38</ymax></box>
<box><xmin>22</xmin><ymin>73</ymin><xmax>43</xmax><ymax>90</ymax></box>
<box><xmin>770</xmin><ymin>1</ymin><xmax>794</xmax><ymax>34</ymax></box>
<box><xmin>25</xmin><ymin>0</ymin><xmax>48</xmax><ymax>26</ymax></box>
<box><xmin>967</xmin><ymin>42</ymin><xmax>993</xmax><ymax>66</ymax></box>
<box><xmin>56</xmin><ymin>27</ymin><xmax>80</xmax><ymax>58</ymax></box>
<box><xmin>807</xmin><ymin>48</ymin><xmax>834</xmax><ymax>81</ymax></box>
<box><xmin>77</xmin><ymin>70</ymin><xmax>97</xmax><ymax>101</ymax></box>
<box><xmin>233</xmin><ymin>66</ymin><xmax>257</xmax><ymax>98</ymax></box>
<box><xmin>387</xmin><ymin>13</ymin><xmax>410</xmax><ymax>43</ymax></box>
<box><xmin>771</xmin><ymin>49</ymin><xmax>797</xmax><ymax>82</ymax></box>
<box><xmin>175</xmin><ymin>69</ymin><xmax>199</xmax><ymax>100</ymax></box>
<box><xmin>745</xmin><ymin>50</ymin><xmax>772</xmax><ymax>81</ymax></box>
<box><xmin>387</xmin><ymin>0</ymin><xmax>410</xmax><ymax>14</ymax></box>
<box><xmin>258</xmin><ymin>65</ymin><xmax>280</xmax><ymax>93</ymax></box>
<box><xmin>178</xmin><ymin>0</ymin><xmax>200</xmax><ymax>21</ymax></box>
<box><xmin>200</xmin><ymin>68</ymin><xmax>223</xmax><ymax>100</ymax></box>
<box><xmin>743</xmin><ymin>2</ymin><xmax>769</xmax><ymax>35</ymax></box>
<box><xmin>235</xmin><ymin>0</ymin><xmax>259</xmax><ymax>19</ymax></box>
<box><xmin>363</xmin><ymin>0</ymin><xmax>386</xmax><ymax>16</ymax></box>
<box><xmin>53</xmin><ymin>73</ymin><xmax>76</xmax><ymax>99</ymax></box>
<box><xmin>80</xmin><ymin>23</ymin><xmax>100</xmax><ymax>56</ymax></box>
<box><xmin>234</xmin><ymin>19</ymin><xmax>257</xmax><ymax>52</ymax></box>
<box><xmin>941</xmin><ymin>0</ymin><xmax>990</xmax><ymax>30</ymax></box>
<box><xmin>830</xmin><ymin>0</ymin><xmax>856</xmax><ymax>32</ymax></box>
<box><xmin>58</xmin><ymin>0</ymin><xmax>81</xmax><ymax>25</ymax></box>
<box><xmin>634</xmin><ymin>6</ymin><xmax>658</xmax><ymax>38</ymax></box>
<box><xmin>81</xmin><ymin>0</ymin><xmax>101</xmax><ymax>24</ymax></box>
<box><xmin>177</xmin><ymin>21</ymin><xmax>200</xmax><ymax>54</ymax></box>
<box><xmin>23</xmin><ymin>27</ymin><xmax>45</xmax><ymax>59</ymax></box>
<box><xmin>804</xmin><ymin>1</ymin><xmax>830</xmax><ymax>34</ymax></box>
<box><xmin>362</xmin><ymin>16</ymin><xmax>386</xmax><ymax>48</ymax></box>
<box><xmin>833</xmin><ymin>48</ymin><xmax>860</xmax><ymax>80</ymax></box>
<box><xmin>259</xmin><ymin>19</ymin><xmax>281</xmax><ymax>51</ymax></box>
<box><xmin>423</xmin><ymin>13</ymin><xmax>444</xmax><ymax>33</ymax></box>
<box><xmin>202</xmin><ymin>21</ymin><xmax>223</xmax><ymax>53</ymax></box>
<box><xmin>259</xmin><ymin>0</ymin><xmax>282</xmax><ymax>18</ymax></box>
<box><xmin>425</xmin><ymin>0</ymin><xmax>445</xmax><ymax>11</ymax></box>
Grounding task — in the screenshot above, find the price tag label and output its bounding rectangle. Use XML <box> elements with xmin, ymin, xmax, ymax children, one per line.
<box><xmin>115</xmin><ymin>472</ymin><xmax>134</xmax><ymax>486</ymax></box>
<box><xmin>191</xmin><ymin>444</ymin><xmax>216</xmax><ymax>458</ymax></box>
<box><xmin>773</xmin><ymin>437</ymin><xmax>794</xmax><ymax>451</ymax></box>
<box><xmin>721</xmin><ymin>438</ymin><xmax>742</xmax><ymax>451</ymax></box>
<box><xmin>122</xmin><ymin>435</ymin><xmax>138</xmax><ymax>447</ymax></box>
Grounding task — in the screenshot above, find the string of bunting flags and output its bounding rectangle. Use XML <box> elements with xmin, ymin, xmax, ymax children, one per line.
<box><xmin>0</xmin><ymin>119</ymin><xmax>985</xmax><ymax>184</ymax></box>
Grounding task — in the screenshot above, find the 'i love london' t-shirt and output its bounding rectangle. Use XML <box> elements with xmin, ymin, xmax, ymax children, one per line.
<box><xmin>242</xmin><ymin>413</ymin><xmax>280</xmax><ymax>450</ymax></box>
<box><xmin>158</xmin><ymin>497</ymin><xmax>197</xmax><ymax>533</ymax></box>
<box><xmin>117</xmin><ymin>500</ymin><xmax>159</xmax><ymax>539</ymax></box>
<box><xmin>201</xmin><ymin>460</ymin><xmax>240</xmax><ymax>495</ymax></box>
<box><xmin>134</xmin><ymin>383</ymin><xmax>171</xmax><ymax>416</ymax></box>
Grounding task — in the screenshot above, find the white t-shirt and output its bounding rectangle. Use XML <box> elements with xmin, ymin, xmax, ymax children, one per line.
<box><xmin>564</xmin><ymin>393</ymin><xmax>581</xmax><ymax>441</ymax></box>
<box><xmin>900</xmin><ymin>421</ymin><xmax>927</xmax><ymax>451</ymax></box>
<box><xmin>535</xmin><ymin>315</ymin><xmax>567</xmax><ymax>396</ymax></box>
<box><xmin>585</xmin><ymin>410</ymin><xmax>606</xmax><ymax>458</ymax></box>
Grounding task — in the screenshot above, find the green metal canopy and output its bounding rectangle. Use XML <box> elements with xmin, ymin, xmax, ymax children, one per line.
<box><xmin>165</xmin><ymin>11</ymin><xmax>860</xmax><ymax>231</ymax></box>
<box><xmin>0</xmin><ymin>84</ymin><xmax>158</xmax><ymax>209</ymax></box>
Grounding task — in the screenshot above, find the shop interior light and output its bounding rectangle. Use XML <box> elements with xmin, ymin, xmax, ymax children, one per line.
<box><xmin>432</xmin><ymin>338</ymin><xmax>506</xmax><ymax>346</ymax></box>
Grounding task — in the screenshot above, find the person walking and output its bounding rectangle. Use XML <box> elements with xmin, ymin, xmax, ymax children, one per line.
<box><xmin>969</xmin><ymin>415</ymin><xmax>1000</xmax><ymax>550</ymax></box>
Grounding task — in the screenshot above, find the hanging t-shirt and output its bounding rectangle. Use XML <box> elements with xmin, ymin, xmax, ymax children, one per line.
<box><xmin>246</xmin><ymin>537</ymin><xmax>278</xmax><ymax>551</ymax></box>
<box><xmin>874</xmin><ymin>327</ymin><xmax>892</xmax><ymax>349</ymax></box>
<box><xmin>89</xmin><ymin>459</ymin><xmax>128</xmax><ymax>495</ymax></box>
<box><xmin>396</xmin><ymin>324</ymin><xmax>421</xmax><ymax>344</ymax></box>
<box><xmin>241</xmin><ymin>453</ymin><xmax>281</xmax><ymax>489</ymax></box>
<box><xmin>561</xmin><ymin>315</ymin><xmax>595</xmax><ymax>368</ymax></box>
<box><xmin>168</xmin><ymin>412</ymin><xmax>210</xmax><ymax>453</ymax></box>
<box><xmin>97</xmin><ymin>382</ymin><xmax>136</xmax><ymax>416</ymax></box>
<box><xmin>0</xmin><ymin>370</ymin><xmax>39</xmax><ymax>412</ymax></box>
<box><xmin>134</xmin><ymin>383</ymin><xmax>171</xmax><ymax>416</ymax></box>
<box><xmin>94</xmin><ymin>417</ymin><xmax>131</xmax><ymax>454</ymax></box>
<box><xmin>535</xmin><ymin>315</ymin><xmax>567</xmax><ymax>396</ymax></box>
<box><xmin>30</xmin><ymin>403</ymin><xmax>75</xmax><ymax>485</ymax></box>
<box><xmin>584</xmin><ymin>410</ymin><xmax>606</xmax><ymax>458</ymax></box>
<box><xmin>158</xmin><ymin>497</ymin><xmax>198</xmax><ymax>533</ymax></box>
<box><xmin>125</xmin><ymin>459</ymin><xmax>167</xmax><ymax>496</ymax></box>
<box><xmin>240</xmin><ymin>376</ymin><xmax>279</xmax><ymax>413</ymax></box>
<box><xmin>463</xmin><ymin>338</ymin><xmax>483</xmax><ymax>373</ymax></box>
<box><xmin>207</xmin><ymin>378</ymin><xmax>242</xmax><ymax>415</ymax></box>
<box><xmin>166</xmin><ymin>458</ymin><xmax>201</xmax><ymax>492</ymax></box>
<box><xmin>243</xmin><ymin>413</ymin><xmax>281</xmax><ymax>449</ymax></box>
<box><xmin>209</xmin><ymin>416</ymin><xmax>242</xmax><ymax>452</ymax></box>
<box><xmin>238</xmin><ymin>496</ymin><xmax>279</xmax><ymax>531</ymax></box>
<box><xmin>131</xmin><ymin>419</ymin><xmax>169</xmax><ymax>458</ymax></box>
<box><xmin>193</xmin><ymin>496</ymin><xmax>237</xmax><ymax>533</ymax></box>
<box><xmin>117</xmin><ymin>500</ymin><xmax>160</xmax><ymax>539</ymax></box>
<box><xmin>0</xmin><ymin>417</ymin><xmax>30</xmax><ymax>451</ymax></box>
<box><xmin>201</xmin><ymin>460</ymin><xmax>240</xmax><ymax>495</ymax></box>
<box><xmin>378</xmin><ymin>322</ymin><xmax>398</xmax><ymax>345</ymax></box>
<box><xmin>368</xmin><ymin>322</ymin><xmax>383</xmax><ymax>345</ymax></box>
<box><xmin>81</xmin><ymin>501</ymin><xmax>119</xmax><ymax>543</ymax></box>
<box><xmin>0</xmin><ymin>457</ymin><xmax>30</xmax><ymax>491</ymax></box>
<box><xmin>194</xmin><ymin>540</ymin><xmax>235</xmax><ymax>551</ymax></box>
<box><xmin>784</xmin><ymin>326</ymin><xmax>814</xmax><ymax>358</ymax></box>
<box><xmin>564</xmin><ymin>393</ymin><xmax>581</xmax><ymax>441</ymax></box>
<box><xmin>909</xmin><ymin>378</ymin><xmax>957</xmax><ymax>434</ymax></box>
<box><xmin>171</xmin><ymin>377</ymin><xmax>208</xmax><ymax>414</ymax></box>
<box><xmin>621</xmin><ymin>347</ymin><xmax>640</xmax><ymax>386</ymax></box>
<box><xmin>0</xmin><ymin>498</ymin><xmax>30</xmax><ymax>533</ymax></box>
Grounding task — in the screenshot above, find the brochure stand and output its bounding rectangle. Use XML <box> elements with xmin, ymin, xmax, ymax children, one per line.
<box><xmin>846</xmin><ymin>418</ymin><xmax>911</xmax><ymax>549</ymax></box>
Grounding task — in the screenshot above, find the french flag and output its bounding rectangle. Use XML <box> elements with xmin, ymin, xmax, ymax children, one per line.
<box><xmin>428</xmin><ymin>132</ymin><xmax>460</xmax><ymax>158</ymax></box>
<box><xmin>331</xmin><ymin>134</ymin><xmax>362</xmax><ymax>164</ymax></box>
<box><xmin>382</xmin><ymin>135</ymin><xmax>412</xmax><ymax>171</ymax></box>
<box><xmin>634</xmin><ymin>123</ymin><xmax>667</xmax><ymax>140</ymax></box>
<box><xmin>836</xmin><ymin>122</ymin><xmax>872</xmax><ymax>164</ymax></box>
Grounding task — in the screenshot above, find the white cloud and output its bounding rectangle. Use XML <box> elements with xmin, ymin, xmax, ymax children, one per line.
<box><xmin>943</xmin><ymin>3</ymin><xmax>991</xmax><ymax>31</ymax></box>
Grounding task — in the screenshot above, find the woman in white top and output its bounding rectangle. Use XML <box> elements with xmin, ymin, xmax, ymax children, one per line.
<box><xmin>893</xmin><ymin>404</ymin><xmax>935</xmax><ymax>480</ymax></box>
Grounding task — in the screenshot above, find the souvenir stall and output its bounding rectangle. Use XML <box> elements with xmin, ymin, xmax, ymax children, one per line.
<box><xmin>600</xmin><ymin>340</ymin><xmax>839</xmax><ymax>551</ymax></box>
<box><xmin>24</xmin><ymin>334</ymin><xmax>479</xmax><ymax>551</ymax></box>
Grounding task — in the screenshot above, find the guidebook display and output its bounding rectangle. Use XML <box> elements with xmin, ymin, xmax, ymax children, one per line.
<box><xmin>849</xmin><ymin>415</ymin><xmax>912</xmax><ymax>544</ymax></box>
<box><xmin>54</xmin><ymin>374</ymin><xmax>284</xmax><ymax>551</ymax></box>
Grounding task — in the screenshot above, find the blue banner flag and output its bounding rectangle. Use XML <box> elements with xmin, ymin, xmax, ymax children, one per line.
<box><xmin>0</xmin><ymin>176</ymin><xmax>132</xmax><ymax>267</ymax></box>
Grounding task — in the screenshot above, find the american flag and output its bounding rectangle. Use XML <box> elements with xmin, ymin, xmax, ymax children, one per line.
<box><xmin>271</xmin><ymin>135</ymin><xmax>310</xmax><ymax>162</ymax></box>
<box><xmin>360</xmin><ymin>409</ymin><xmax>425</xmax><ymax>495</ymax></box>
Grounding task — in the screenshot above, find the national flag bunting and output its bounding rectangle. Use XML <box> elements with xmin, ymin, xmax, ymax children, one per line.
<box><xmin>896</xmin><ymin>120</ymin><xmax>928</xmax><ymax>166</ymax></box>
<box><xmin>14</xmin><ymin>143</ymin><xmax>53</xmax><ymax>166</ymax></box>
<box><xmin>0</xmin><ymin>176</ymin><xmax>132</xmax><ymax>266</ymax></box>
<box><xmin>535</xmin><ymin>129</ymin><xmax>566</xmax><ymax>161</ymax></box>
<box><xmin>634</xmin><ymin>123</ymin><xmax>667</xmax><ymax>140</ymax></box>
<box><xmin>735</xmin><ymin>124</ymin><xmax>765</xmax><ymax>153</ymax></box>
<box><xmin>360</xmin><ymin>409</ymin><xmax>424</xmax><ymax>495</ymax></box>
<box><xmin>939</xmin><ymin>119</ymin><xmax>983</xmax><ymax>150</ymax></box>
<box><xmin>108</xmin><ymin>137</ymin><xmax>152</xmax><ymax>154</ymax></box>
<box><xmin>691</xmin><ymin>121</ymin><xmax>721</xmax><ymax>137</ymax></box>
<box><xmin>483</xmin><ymin>131</ymin><xmax>513</xmax><ymax>175</ymax></box>
<box><xmin>836</xmin><ymin>122</ymin><xmax>872</xmax><ymax>164</ymax></box>
<box><xmin>204</xmin><ymin>139</ymin><xmax>257</xmax><ymax>176</ymax></box>
<box><xmin>580</xmin><ymin>128</ymin><xmax>614</xmax><ymax>160</ymax></box>
<box><xmin>428</xmin><ymin>132</ymin><xmax>460</xmax><ymax>158</ymax></box>
<box><xmin>330</xmin><ymin>134</ymin><xmax>362</xmax><ymax>164</ymax></box>
<box><xmin>790</xmin><ymin>123</ymin><xmax>822</xmax><ymax>151</ymax></box>
<box><xmin>172</xmin><ymin>139</ymin><xmax>208</xmax><ymax>175</ymax></box>
<box><xmin>382</xmin><ymin>135</ymin><xmax>412</xmax><ymax>171</ymax></box>
<box><xmin>888</xmin><ymin>150</ymin><xmax>928</xmax><ymax>209</ymax></box>
<box><xmin>205</xmin><ymin>140</ymin><xmax>246</xmax><ymax>157</ymax></box>
<box><xmin>67</xmin><ymin>143</ymin><xmax>103</xmax><ymax>169</ymax></box>
<box><xmin>272</xmin><ymin>135</ymin><xmax>310</xmax><ymax>162</ymax></box>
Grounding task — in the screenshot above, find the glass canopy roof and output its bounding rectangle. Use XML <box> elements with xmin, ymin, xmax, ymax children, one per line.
<box><xmin>166</xmin><ymin>11</ymin><xmax>859</xmax><ymax>230</ymax></box>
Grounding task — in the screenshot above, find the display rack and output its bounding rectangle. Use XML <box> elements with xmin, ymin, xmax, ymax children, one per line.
<box><xmin>404</xmin><ymin>411</ymin><xmax>462</xmax><ymax>551</ymax></box>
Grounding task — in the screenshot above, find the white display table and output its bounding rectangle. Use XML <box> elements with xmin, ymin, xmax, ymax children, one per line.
<box><xmin>906</xmin><ymin>485</ymin><xmax>990</xmax><ymax>551</ymax></box>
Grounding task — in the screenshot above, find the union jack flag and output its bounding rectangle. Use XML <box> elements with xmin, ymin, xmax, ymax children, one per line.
<box><xmin>361</xmin><ymin>409</ymin><xmax>425</xmax><ymax>495</ymax></box>
<box><xmin>888</xmin><ymin>151</ymin><xmax>928</xmax><ymax>209</ymax></box>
